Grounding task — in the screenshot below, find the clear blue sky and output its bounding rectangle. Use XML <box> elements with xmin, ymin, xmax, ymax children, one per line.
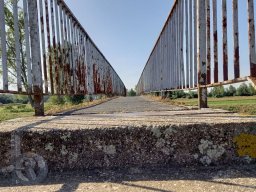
<box><xmin>64</xmin><ymin>0</ymin><xmax>174</xmax><ymax>89</ymax></box>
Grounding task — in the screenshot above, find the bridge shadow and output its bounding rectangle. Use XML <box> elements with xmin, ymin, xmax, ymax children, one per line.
<box><xmin>0</xmin><ymin>165</ymin><xmax>255</xmax><ymax>191</ymax></box>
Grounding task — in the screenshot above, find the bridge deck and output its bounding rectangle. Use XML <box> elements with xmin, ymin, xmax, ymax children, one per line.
<box><xmin>0</xmin><ymin>96</ymin><xmax>255</xmax><ymax>133</ymax></box>
<box><xmin>0</xmin><ymin>96</ymin><xmax>256</xmax><ymax>191</ymax></box>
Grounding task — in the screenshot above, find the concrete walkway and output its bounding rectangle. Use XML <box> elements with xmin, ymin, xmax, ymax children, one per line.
<box><xmin>1</xmin><ymin>96</ymin><xmax>256</xmax><ymax>133</ymax></box>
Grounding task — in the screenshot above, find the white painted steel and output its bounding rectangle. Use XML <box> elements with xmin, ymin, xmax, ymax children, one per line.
<box><xmin>13</xmin><ymin>0</ymin><xmax>22</xmax><ymax>91</ymax></box>
<box><xmin>0</xmin><ymin>0</ymin><xmax>8</xmax><ymax>91</ymax></box>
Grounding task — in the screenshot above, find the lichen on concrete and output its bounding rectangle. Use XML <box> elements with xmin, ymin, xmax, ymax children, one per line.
<box><xmin>164</xmin><ymin>126</ymin><xmax>177</xmax><ymax>138</ymax></box>
<box><xmin>61</xmin><ymin>145</ymin><xmax>68</xmax><ymax>156</ymax></box>
<box><xmin>151</xmin><ymin>127</ymin><xmax>162</xmax><ymax>138</ymax></box>
<box><xmin>198</xmin><ymin>139</ymin><xmax>226</xmax><ymax>165</ymax></box>
<box><xmin>68</xmin><ymin>152</ymin><xmax>78</xmax><ymax>164</ymax></box>
<box><xmin>45</xmin><ymin>143</ymin><xmax>54</xmax><ymax>152</ymax></box>
<box><xmin>103</xmin><ymin>145</ymin><xmax>116</xmax><ymax>155</ymax></box>
<box><xmin>60</xmin><ymin>132</ymin><xmax>71</xmax><ymax>141</ymax></box>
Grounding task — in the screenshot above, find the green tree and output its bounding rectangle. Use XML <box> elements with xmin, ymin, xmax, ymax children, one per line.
<box><xmin>0</xmin><ymin>94</ymin><xmax>14</xmax><ymax>104</ymax></box>
<box><xmin>236</xmin><ymin>83</ymin><xmax>251</xmax><ymax>96</ymax></box>
<box><xmin>210</xmin><ymin>86</ymin><xmax>225</xmax><ymax>98</ymax></box>
<box><xmin>128</xmin><ymin>89</ymin><xmax>136</xmax><ymax>96</ymax></box>
<box><xmin>225</xmin><ymin>85</ymin><xmax>236</xmax><ymax>96</ymax></box>
<box><xmin>248</xmin><ymin>84</ymin><xmax>256</xmax><ymax>96</ymax></box>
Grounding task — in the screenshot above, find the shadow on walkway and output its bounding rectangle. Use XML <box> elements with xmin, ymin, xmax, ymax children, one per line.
<box><xmin>0</xmin><ymin>165</ymin><xmax>255</xmax><ymax>192</ymax></box>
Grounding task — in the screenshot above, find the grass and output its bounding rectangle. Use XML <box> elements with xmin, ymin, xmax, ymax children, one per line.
<box><xmin>0</xmin><ymin>104</ymin><xmax>34</xmax><ymax>122</ymax></box>
<box><xmin>150</xmin><ymin>95</ymin><xmax>256</xmax><ymax>115</ymax></box>
<box><xmin>0</xmin><ymin>97</ymin><xmax>111</xmax><ymax>122</ymax></box>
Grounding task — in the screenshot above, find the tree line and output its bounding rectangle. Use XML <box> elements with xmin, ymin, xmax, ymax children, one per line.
<box><xmin>167</xmin><ymin>83</ymin><xmax>256</xmax><ymax>99</ymax></box>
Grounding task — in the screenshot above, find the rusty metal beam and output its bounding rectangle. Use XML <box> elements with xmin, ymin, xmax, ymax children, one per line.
<box><xmin>28</xmin><ymin>0</ymin><xmax>44</xmax><ymax>116</ymax></box>
<box><xmin>206</xmin><ymin>0</ymin><xmax>211</xmax><ymax>84</ymax></box>
<box><xmin>50</xmin><ymin>0</ymin><xmax>56</xmax><ymax>94</ymax></box>
<box><xmin>222</xmin><ymin>0</ymin><xmax>228</xmax><ymax>81</ymax></box>
<box><xmin>193</xmin><ymin>0</ymin><xmax>197</xmax><ymax>87</ymax></box>
<box><xmin>212</xmin><ymin>0</ymin><xmax>218</xmax><ymax>83</ymax></box>
<box><xmin>233</xmin><ymin>0</ymin><xmax>240</xmax><ymax>78</ymax></box>
<box><xmin>189</xmin><ymin>0</ymin><xmax>193</xmax><ymax>88</ymax></box>
<box><xmin>197</xmin><ymin>0</ymin><xmax>208</xmax><ymax>108</ymax></box>
<box><xmin>248</xmin><ymin>0</ymin><xmax>256</xmax><ymax>77</ymax></box>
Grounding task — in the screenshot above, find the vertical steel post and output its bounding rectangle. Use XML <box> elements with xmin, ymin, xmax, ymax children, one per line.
<box><xmin>233</xmin><ymin>0</ymin><xmax>240</xmax><ymax>78</ymax></box>
<box><xmin>71</xmin><ymin>20</ymin><xmax>76</xmax><ymax>94</ymax></box>
<box><xmin>212</xmin><ymin>0</ymin><xmax>218</xmax><ymax>83</ymax></box>
<box><xmin>50</xmin><ymin>0</ymin><xmax>56</xmax><ymax>94</ymax></box>
<box><xmin>170</xmin><ymin>18</ymin><xmax>174</xmax><ymax>89</ymax></box>
<box><xmin>28</xmin><ymin>0</ymin><xmax>44</xmax><ymax>116</ymax></box>
<box><xmin>54</xmin><ymin>0</ymin><xmax>60</xmax><ymax>95</ymax></box>
<box><xmin>176</xmin><ymin>5</ymin><xmax>180</xmax><ymax>89</ymax></box>
<box><xmin>248</xmin><ymin>0</ymin><xmax>256</xmax><ymax>77</ymax></box>
<box><xmin>174</xmin><ymin>9</ymin><xmax>177</xmax><ymax>89</ymax></box>
<box><xmin>39</xmin><ymin>0</ymin><xmax>47</xmax><ymax>94</ymax></box>
<box><xmin>193</xmin><ymin>0</ymin><xmax>197</xmax><ymax>87</ymax></box>
<box><xmin>23</xmin><ymin>0</ymin><xmax>32</xmax><ymax>94</ymax></box>
<box><xmin>0</xmin><ymin>0</ymin><xmax>8</xmax><ymax>91</ymax></box>
<box><xmin>180</xmin><ymin>0</ymin><xmax>185</xmax><ymax>89</ymax></box>
<box><xmin>45</xmin><ymin>0</ymin><xmax>52</xmax><ymax>94</ymax></box>
<box><xmin>222</xmin><ymin>0</ymin><xmax>228</xmax><ymax>81</ymax></box>
<box><xmin>185</xmin><ymin>0</ymin><xmax>189</xmax><ymax>88</ymax></box>
<box><xmin>13</xmin><ymin>0</ymin><xmax>22</xmax><ymax>92</ymax></box>
<box><xmin>189</xmin><ymin>0</ymin><xmax>193</xmax><ymax>87</ymax></box>
<box><xmin>206</xmin><ymin>0</ymin><xmax>211</xmax><ymax>84</ymax></box>
<box><xmin>197</xmin><ymin>0</ymin><xmax>208</xmax><ymax>108</ymax></box>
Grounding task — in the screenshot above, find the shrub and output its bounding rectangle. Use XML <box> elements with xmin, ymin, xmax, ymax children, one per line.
<box><xmin>0</xmin><ymin>94</ymin><xmax>14</xmax><ymax>104</ymax></box>
<box><xmin>225</xmin><ymin>85</ymin><xmax>237</xmax><ymax>96</ymax></box>
<box><xmin>14</xmin><ymin>95</ymin><xmax>29</xmax><ymax>104</ymax></box>
<box><xmin>48</xmin><ymin>96</ymin><xmax>65</xmax><ymax>105</ymax></box>
<box><xmin>248</xmin><ymin>84</ymin><xmax>256</xmax><ymax>96</ymax></box>
<box><xmin>65</xmin><ymin>95</ymin><xmax>85</xmax><ymax>104</ymax></box>
<box><xmin>209</xmin><ymin>86</ymin><xmax>225</xmax><ymax>98</ymax></box>
<box><xmin>236</xmin><ymin>83</ymin><xmax>251</xmax><ymax>96</ymax></box>
<box><xmin>127</xmin><ymin>89</ymin><xmax>136</xmax><ymax>96</ymax></box>
<box><xmin>186</xmin><ymin>91</ymin><xmax>198</xmax><ymax>99</ymax></box>
<box><xmin>169</xmin><ymin>90</ymin><xmax>186</xmax><ymax>99</ymax></box>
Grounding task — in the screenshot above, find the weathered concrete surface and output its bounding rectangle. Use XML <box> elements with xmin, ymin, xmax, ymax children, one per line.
<box><xmin>0</xmin><ymin>165</ymin><xmax>256</xmax><ymax>192</ymax></box>
<box><xmin>0</xmin><ymin>96</ymin><xmax>256</xmax><ymax>173</ymax></box>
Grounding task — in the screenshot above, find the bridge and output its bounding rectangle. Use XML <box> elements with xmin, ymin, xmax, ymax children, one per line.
<box><xmin>0</xmin><ymin>0</ymin><xmax>256</xmax><ymax>190</ymax></box>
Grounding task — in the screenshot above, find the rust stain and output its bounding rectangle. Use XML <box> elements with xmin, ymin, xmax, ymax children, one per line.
<box><xmin>213</xmin><ymin>31</ymin><xmax>218</xmax><ymax>83</ymax></box>
<box><xmin>234</xmin><ymin>46</ymin><xmax>240</xmax><ymax>78</ymax></box>
<box><xmin>93</xmin><ymin>64</ymin><xmax>101</xmax><ymax>94</ymax></box>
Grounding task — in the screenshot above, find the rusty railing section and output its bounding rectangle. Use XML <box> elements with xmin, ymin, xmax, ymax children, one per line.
<box><xmin>136</xmin><ymin>0</ymin><xmax>256</xmax><ymax>108</ymax></box>
<box><xmin>0</xmin><ymin>0</ymin><xmax>126</xmax><ymax>115</ymax></box>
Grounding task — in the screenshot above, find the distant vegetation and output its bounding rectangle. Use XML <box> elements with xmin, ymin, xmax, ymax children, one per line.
<box><xmin>0</xmin><ymin>94</ymin><xmax>30</xmax><ymax>104</ymax></box>
<box><xmin>157</xmin><ymin>83</ymin><xmax>256</xmax><ymax>100</ymax></box>
<box><xmin>127</xmin><ymin>89</ymin><xmax>136</xmax><ymax>96</ymax></box>
<box><xmin>150</xmin><ymin>83</ymin><xmax>256</xmax><ymax>115</ymax></box>
<box><xmin>0</xmin><ymin>94</ymin><xmax>107</xmax><ymax>122</ymax></box>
